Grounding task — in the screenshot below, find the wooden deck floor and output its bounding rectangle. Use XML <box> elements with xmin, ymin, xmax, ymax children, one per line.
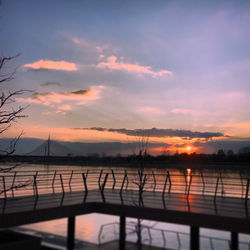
<box><xmin>1</xmin><ymin>189</ymin><xmax>250</xmax><ymax>234</ymax></box>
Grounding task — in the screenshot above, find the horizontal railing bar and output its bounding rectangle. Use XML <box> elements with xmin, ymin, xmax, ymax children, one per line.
<box><xmin>1</xmin><ymin>169</ymin><xmax>249</xmax><ymax>177</ymax></box>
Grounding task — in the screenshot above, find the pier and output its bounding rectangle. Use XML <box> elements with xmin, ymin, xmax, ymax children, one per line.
<box><xmin>0</xmin><ymin>169</ymin><xmax>250</xmax><ymax>249</ymax></box>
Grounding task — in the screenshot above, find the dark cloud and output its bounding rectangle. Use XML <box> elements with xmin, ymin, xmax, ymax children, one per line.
<box><xmin>41</xmin><ymin>81</ymin><xmax>61</xmax><ymax>87</ymax></box>
<box><xmin>26</xmin><ymin>68</ymin><xmax>49</xmax><ymax>72</ymax></box>
<box><xmin>71</xmin><ymin>90</ymin><xmax>88</xmax><ymax>95</ymax></box>
<box><xmin>73</xmin><ymin>127</ymin><xmax>224</xmax><ymax>139</ymax></box>
<box><xmin>32</xmin><ymin>89</ymin><xmax>90</xmax><ymax>99</ymax></box>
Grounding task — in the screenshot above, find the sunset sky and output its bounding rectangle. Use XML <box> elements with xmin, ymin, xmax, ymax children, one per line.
<box><xmin>1</xmin><ymin>0</ymin><xmax>250</xmax><ymax>154</ymax></box>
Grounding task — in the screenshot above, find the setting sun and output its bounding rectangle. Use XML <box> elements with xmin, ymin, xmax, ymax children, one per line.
<box><xmin>186</xmin><ymin>146</ymin><xmax>192</xmax><ymax>151</ymax></box>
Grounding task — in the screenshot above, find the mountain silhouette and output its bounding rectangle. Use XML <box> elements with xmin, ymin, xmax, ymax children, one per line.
<box><xmin>28</xmin><ymin>140</ymin><xmax>75</xmax><ymax>156</ymax></box>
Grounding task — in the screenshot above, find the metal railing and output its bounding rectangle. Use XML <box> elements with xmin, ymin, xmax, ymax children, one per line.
<box><xmin>98</xmin><ymin>222</ymin><xmax>250</xmax><ymax>250</ymax></box>
<box><xmin>0</xmin><ymin>168</ymin><xmax>250</xmax><ymax>202</ymax></box>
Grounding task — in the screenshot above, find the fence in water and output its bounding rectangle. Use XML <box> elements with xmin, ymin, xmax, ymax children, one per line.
<box><xmin>98</xmin><ymin>222</ymin><xmax>250</xmax><ymax>250</ymax></box>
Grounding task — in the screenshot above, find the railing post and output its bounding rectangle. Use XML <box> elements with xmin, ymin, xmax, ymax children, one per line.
<box><xmin>142</xmin><ymin>174</ymin><xmax>147</xmax><ymax>190</ymax></box>
<box><xmin>98</xmin><ymin>170</ymin><xmax>103</xmax><ymax>189</ymax></box>
<box><xmin>69</xmin><ymin>170</ymin><xmax>74</xmax><ymax>190</ymax></box>
<box><xmin>98</xmin><ymin>225</ymin><xmax>104</xmax><ymax>244</ymax></box>
<box><xmin>120</xmin><ymin>171</ymin><xmax>127</xmax><ymax>193</ymax></box>
<box><xmin>152</xmin><ymin>170</ymin><xmax>156</xmax><ymax>192</ymax></box>
<box><xmin>214</xmin><ymin>177</ymin><xmax>219</xmax><ymax>201</ymax></box>
<box><xmin>187</xmin><ymin>174</ymin><xmax>192</xmax><ymax>196</ymax></box>
<box><xmin>200</xmin><ymin>172</ymin><xmax>205</xmax><ymax>195</ymax></box>
<box><xmin>177</xmin><ymin>232</ymin><xmax>181</xmax><ymax>249</ymax></box>
<box><xmin>82</xmin><ymin>173</ymin><xmax>88</xmax><ymax>192</ymax></box>
<box><xmin>161</xmin><ymin>230</ymin><xmax>166</xmax><ymax>248</ymax></box>
<box><xmin>101</xmin><ymin>173</ymin><xmax>109</xmax><ymax>192</ymax></box>
<box><xmin>125</xmin><ymin>170</ymin><xmax>129</xmax><ymax>190</ymax></box>
<box><xmin>60</xmin><ymin>174</ymin><xmax>64</xmax><ymax>194</ymax></box>
<box><xmin>52</xmin><ymin>170</ymin><xmax>57</xmax><ymax>191</ymax></box>
<box><xmin>240</xmin><ymin>172</ymin><xmax>244</xmax><ymax>198</ymax></box>
<box><xmin>209</xmin><ymin>238</ymin><xmax>213</xmax><ymax>250</ymax></box>
<box><xmin>11</xmin><ymin>171</ymin><xmax>17</xmax><ymax>197</ymax></box>
<box><xmin>111</xmin><ymin>169</ymin><xmax>116</xmax><ymax>190</ymax></box>
<box><xmin>2</xmin><ymin>176</ymin><xmax>7</xmax><ymax>199</ymax></box>
<box><xmin>33</xmin><ymin>174</ymin><xmax>38</xmax><ymax>197</ymax></box>
<box><xmin>167</xmin><ymin>171</ymin><xmax>172</xmax><ymax>193</ymax></box>
<box><xmin>120</xmin><ymin>191</ymin><xmax>124</xmax><ymax>205</ymax></box>
<box><xmin>162</xmin><ymin>174</ymin><xmax>168</xmax><ymax>195</ymax></box>
<box><xmin>147</xmin><ymin>227</ymin><xmax>152</xmax><ymax>244</ymax></box>
<box><xmin>184</xmin><ymin>171</ymin><xmax>187</xmax><ymax>194</ymax></box>
<box><xmin>33</xmin><ymin>171</ymin><xmax>38</xmax><ymax>196</ymax></box>
<box><xmin>220</xmin><ymin>172</ymin><xmax>224</xmax><ymax>196</ymax></box>
<box><xmin>245</xmin><ymin>178</ymin><xmax>250</xmax><ymax>204</ymax></box>
<box><xmin>83</xmin><ymin>191</ymin><xmax>88</xmax><ymax>204</ymax></box>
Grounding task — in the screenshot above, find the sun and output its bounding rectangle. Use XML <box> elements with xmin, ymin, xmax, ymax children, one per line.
<box><xmin>186</xmin><ymin>146</ymin><xmax>192</xmax><ymax>151</ymax></box>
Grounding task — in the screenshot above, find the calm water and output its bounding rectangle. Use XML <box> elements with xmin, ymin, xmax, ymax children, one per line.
<box><xmin>4</xmin><ymin>164</ymin><xmax>250</xmax><ymax>249</ymax></box>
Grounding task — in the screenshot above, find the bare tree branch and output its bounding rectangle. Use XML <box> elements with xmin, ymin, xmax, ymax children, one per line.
<box><xmin>0</xmin><ymin>54</ymin><xmax>20</xmax><ymax>83</ymax></box>
<box><xmin>0</xmin><ymin>163</ymin><xmax>20</xmax><ymax>173</ymax></box>
<box><xmin>0</xmin><ymin>54</ymin><xmax>28</xmax><ymax>190</ymax></box>
<box><xmin>0</xmin><ymin>180</ymin><xmax>32</xmax><ymax>195</ymax></box>
<box><xmin>0</xmin><ymin>89</ymin><xmax>26</xmax><ymax>108</ymax></box>
<box><xmin>0</xmin><ymin>131</ymin><xmax>24</xmax><ymax>157</ymax></box>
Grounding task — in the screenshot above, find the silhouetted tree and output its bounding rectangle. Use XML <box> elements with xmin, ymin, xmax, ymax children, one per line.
<box><xmin>131</xmin><ymin>133</ymin><xmax>152</xmax><ymax>249</ymax></box>
<box><xmin>217</xmin><ymin>149</ymin><xmax>225</xmax><ymax>156</ymax></box>
<box><xmin>0</xmin><ymin>55</ymin><xmax>30</xmax><ymax>195</ymax></box>
<box><xmin>239</xmin><ymin>146</ymin><xmax>250</xmax><ymax>155</ymax></box>
<box><xmin>0</xmin><ymin>55</ymin><xmax>27</xmax><ymax>160</ymax></box>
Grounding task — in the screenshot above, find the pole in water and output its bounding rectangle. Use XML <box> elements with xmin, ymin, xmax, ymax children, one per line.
<box><xmin>119</xmin><ymin>216</ymin><xmax>126</xmax><ymax>250</ymax></box>
<box><xmin>67</xmin><ymin>216</ymin><xmax>75</xmax><ymax>250</ymax></box>
<box><xmin>231</xmin><ymin>232</ymin><xmax>238</xmax><ymax>250</ymax></box>
<box><xmin>190</xmin><ymin>226</ymin><xmax>199</xmax><ymax>250</ymax></box>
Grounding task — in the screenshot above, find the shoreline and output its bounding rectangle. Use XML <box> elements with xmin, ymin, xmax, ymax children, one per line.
<box><xmin>1</xmin><ymin>155</ymin><xmax>250</xmax><ymax>171</ymax></box>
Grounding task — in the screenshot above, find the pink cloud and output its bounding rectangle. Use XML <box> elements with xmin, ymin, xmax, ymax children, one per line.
<box><xmin>135</xmin><ymin>106</ymin><xmax>165</xmax><ymax>115</ymax></box>
<box><xmin>71</xmin><ymin>37</ymin><xmax>109</xmax><ymax>54</ymax></box>
<box><xmin>171</xmin><ymin>108</ymin><xmax>196</xmax><ymax>115</ymax></box>
<box><xmin>56</xmin><ymin>110</ymin><xmax>66</xmax><ymax>115</ymax></box>
<box><xmin>97</xmin><ymin>56</ymin><xmax>172</xmax><ymax>77</ymax></box>
<box><xmin>58</xmin><ymin>105</ymin><xmax>72</xmax><ymax>111</ymax></box>
<box><xmin>24</xmin><ymin>60</ymin><xmax>77</xmax><ymax>71</ymax></box>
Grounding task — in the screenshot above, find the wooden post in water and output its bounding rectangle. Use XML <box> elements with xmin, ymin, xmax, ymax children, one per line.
<box><xmin>231</xmin><ymin>232</ymin><xmax>238</xmax><ymax>250</ymax></box>
<box><xmin>119</xmin><ymin>216</ymin><xmax>126</xmax><ymax>250</ymax></box>
<box><xmin>67</xmin><ymin>216</ymin><xmax>75</xmax><ymax>250</ymax></box>
<box><xmin>190</xmin><ymin>226</ymin><xmax>199</xmax><ymax>250</ymax></box>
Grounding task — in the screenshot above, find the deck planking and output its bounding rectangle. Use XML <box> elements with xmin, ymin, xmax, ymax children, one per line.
<box><xmin>0</xmin><ymin>189</ymin><xmax>250</xmax><ymax>234</ymax></box>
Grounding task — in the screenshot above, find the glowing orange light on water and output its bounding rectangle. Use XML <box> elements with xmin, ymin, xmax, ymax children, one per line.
<box><xmin>187</xmin><ymin>168</ymin><xmax>191</xmax><ymax>173</ymax></box>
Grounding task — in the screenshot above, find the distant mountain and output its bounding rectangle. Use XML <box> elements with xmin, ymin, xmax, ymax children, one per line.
<box><xmin>0</xmin><ymin>138</ymin><xmax>43</xmax><ymax>155</ymax></box>
<box><xmin>28</xmin><ymin>140</ymin><xmax>165</xmax><ymax>156</ymax></box>
<box><xmin>0</xmin><ymin>137</ymin><xmax>169</xmax><ymax>156</ymax></box>
<box><xmin>2</xmin><ymin>137</ymin><xmax>250</xmax><ymax>156</ymax></box>
<box><xmin>28</xmin><ymin>140</ymin><xmax>75</xmax><ymax>156</ymax></box>
<box><xmin>59</xmin><ymin>141</ymin><xmax>145</xmax><ymax>156</ymax></box>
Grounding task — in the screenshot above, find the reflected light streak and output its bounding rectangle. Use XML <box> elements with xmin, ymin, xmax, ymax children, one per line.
<box><xmin>76</xmin><ymin>220</ymin><xmax>94</xmax><ymax>240</ymax></box>
<box><xmin>186</xmin><ymin>168</ymin><xmax>191</xmax><ymax>189</ymax></box>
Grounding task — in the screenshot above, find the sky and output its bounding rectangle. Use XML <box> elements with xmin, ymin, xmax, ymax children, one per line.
<box><xmin>1</xmin><ymin>0</ymin><xmax>250</xmax><ymax>154</ymax></box>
